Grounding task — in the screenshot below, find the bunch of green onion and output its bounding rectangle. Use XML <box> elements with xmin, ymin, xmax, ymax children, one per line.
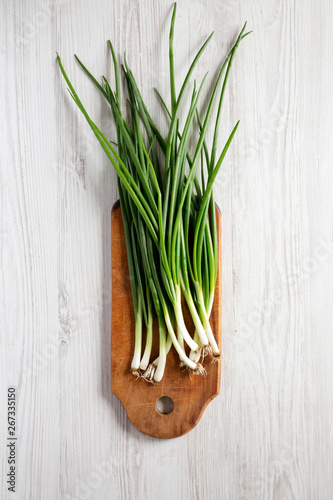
<box><xmin>57</xmin><ymin>4</ymin><xmax>250</xmax><ymax>383</ymax></box>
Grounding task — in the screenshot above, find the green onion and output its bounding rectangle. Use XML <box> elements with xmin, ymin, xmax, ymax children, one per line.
<box><xmin>57</xmin><ymin>3</ymin><xmax>250</xmax><ymax>383</ymax></box>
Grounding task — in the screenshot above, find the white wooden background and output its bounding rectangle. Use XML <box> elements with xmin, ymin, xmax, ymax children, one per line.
<box><xmin>1</xmin><ymin>0</ymin><xmax>333</xmax><ymax>498</ymax></box>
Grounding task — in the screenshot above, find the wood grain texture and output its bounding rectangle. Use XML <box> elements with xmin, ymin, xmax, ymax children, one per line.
<box><xmin>1</xmin><ymin>0</ymin><xmax>333</xmax><ymax>498</ymax></box>
<box><xmin>111</xmin><ymin>201</ymin><xmax>221</xmax><ymax>439</ymax></box>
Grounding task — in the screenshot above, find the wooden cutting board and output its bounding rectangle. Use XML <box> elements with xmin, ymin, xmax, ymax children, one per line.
<box><xmin>111</xmin><ymin>200</ymin><xmax>221</xmax><ymax>439</ymax></box>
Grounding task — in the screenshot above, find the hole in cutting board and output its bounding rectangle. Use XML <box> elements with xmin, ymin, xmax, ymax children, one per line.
<box><xmin>156</xmin><ymin>396</ymin><xmax>174</xmax><ymax>415</ymax></box>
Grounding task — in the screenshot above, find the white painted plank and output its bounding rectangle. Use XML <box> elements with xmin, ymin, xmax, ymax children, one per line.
<box><xmin>1</xmin><ymin>0</ymin><xmax>333</xmax><ymax>499</ymax></box>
